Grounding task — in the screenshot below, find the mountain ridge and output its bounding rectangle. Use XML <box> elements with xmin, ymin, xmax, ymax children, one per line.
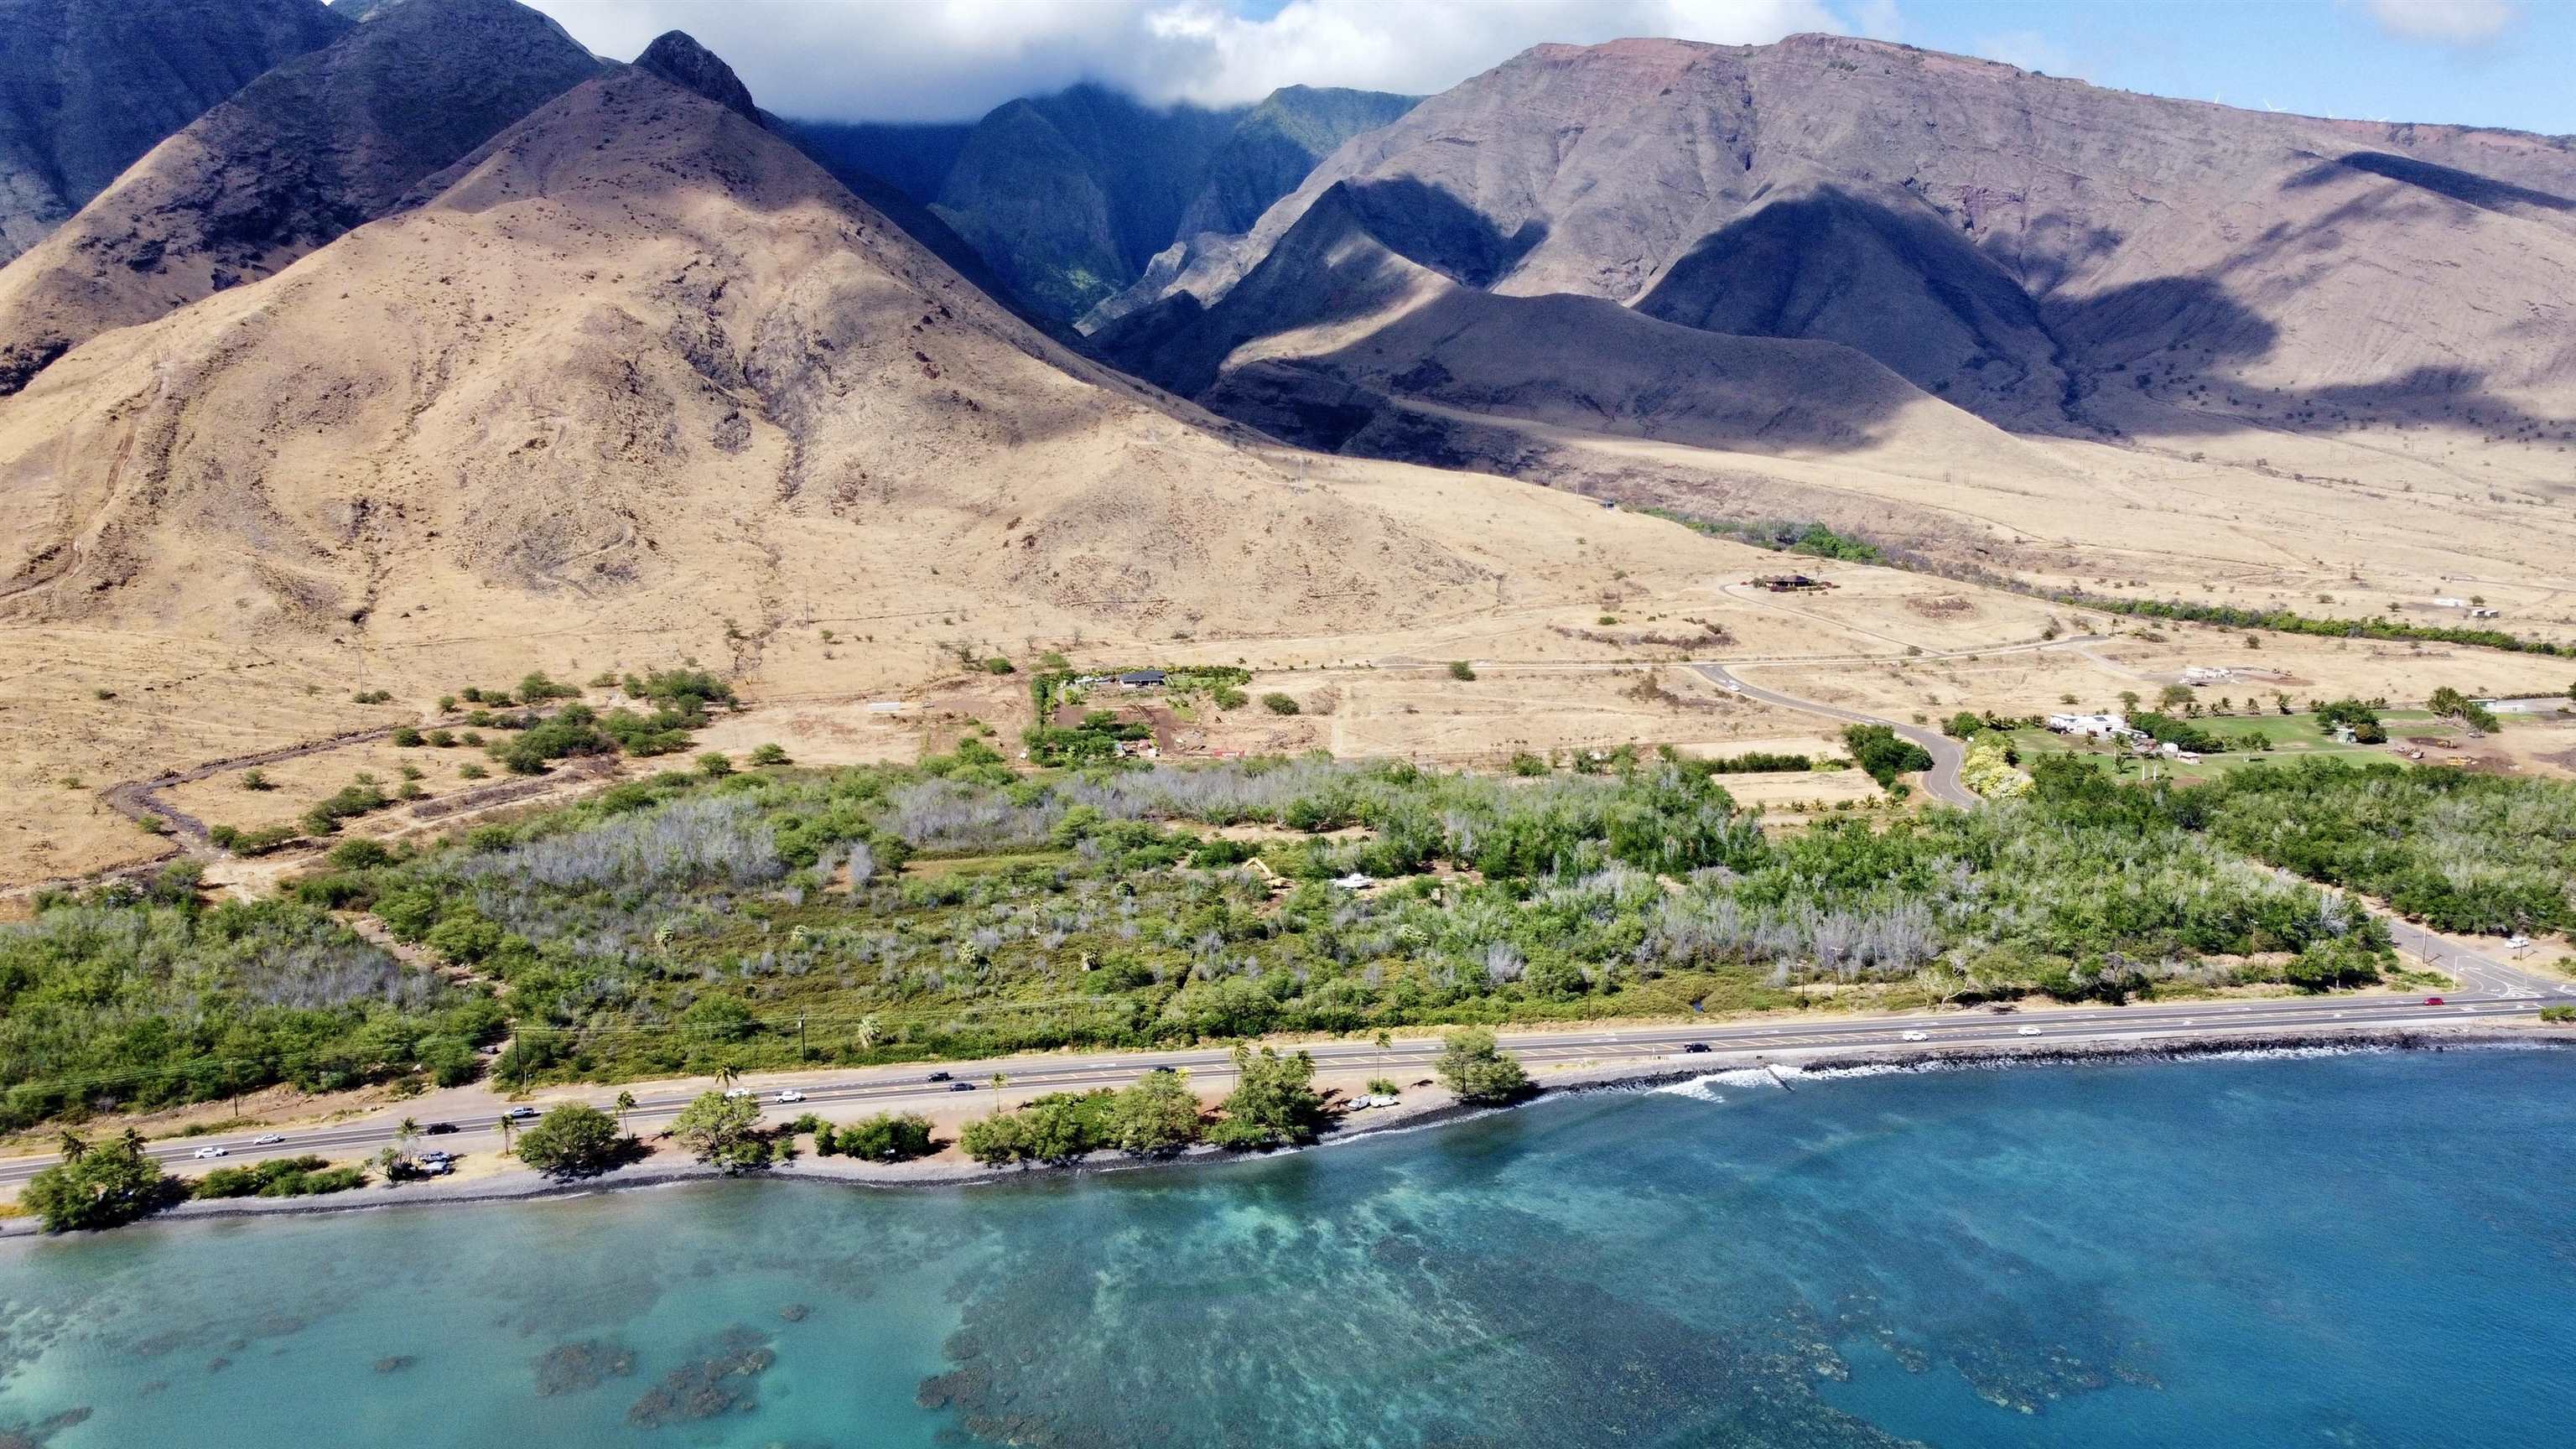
<box><xmin>0</xmin><ymin>0</ymin><xmax>606</xmax><ymax>396</ymax></box>
<box><xmin>0</xmin><ymin>0</ymin><xmax>351</xmax><ymax>263</ymax></box>
<box><xmin>1098</xmin><ymin>33</ymin><xmax>2576</xmax><ymax>449</ymax></box>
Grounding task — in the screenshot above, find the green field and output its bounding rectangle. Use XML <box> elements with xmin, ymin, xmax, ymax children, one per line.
<box><xmin>2007</xmin><ymin>710</ymin><xmax>2436</xmax><ymax>783</ymax></box>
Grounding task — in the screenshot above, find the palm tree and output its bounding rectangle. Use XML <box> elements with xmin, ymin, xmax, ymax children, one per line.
<box><xmin>118</xmin><ymin>1128</ymin><xmax>148</xmax><ymax>1156</ymax></box>
<box><xmin>614</xmin><ymin>1090</ymin><xmax>636</xmax><ymax>1130</ymax></box>
<box><xmin>987</xmin><ymin>1072</ymin><xmax>1008</xmax><ymax>1114</ymax></box>
<box><xmin>496</xmin><ymin>1114</ymin><xmax>517</xmax><ymax>1155</ymax></box>
<box><xmin>714</xmin><ymin>1063</ymin><xmax>740</xmax><ymax>1093</ymax></box>
<box><xmin>394</xmin><ymin>1116</ymin><xmax>421</xmax><ymax>1167</ymax></box>
<box><xmin>1372</xmin><ymin>1029</ymin><xmax>1391</xmax><ymax>1071</ymax></box>
<box><xmin>57</xmin><ymin>1131</ymin><xmax>89</xmax><ymax>1163</ymax></box>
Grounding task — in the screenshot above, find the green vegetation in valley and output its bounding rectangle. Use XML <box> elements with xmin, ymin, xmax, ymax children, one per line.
<box><xmin>2184</xmin><ymin>760</ymin><xmax>2576</xmax><ymax>936</ymax></box>
<box><xmin>1644</xmin><ymin>509</ymin><xmax>1884</xmax><ymax>564</ymax></box>
<box><xmin>0</xmin><ymin>863</ymin><xmax>504</xmax><ymax>1132</ymax></box>
<box><xmin>2047</xmin><ymin>591</ymin><xmax>2571</xmax><ymax>657</ymax></box>
<box><xmin>18</xmin><ymin>738</ymin><xmax>2574</xmax><ymax>1129</ymax></box>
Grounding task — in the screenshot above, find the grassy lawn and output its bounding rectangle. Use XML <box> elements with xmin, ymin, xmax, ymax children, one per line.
<box><xmin>2007</xmin><ymin>710</ymin><xmax>2436</xmax><ymax>783</ymax></box>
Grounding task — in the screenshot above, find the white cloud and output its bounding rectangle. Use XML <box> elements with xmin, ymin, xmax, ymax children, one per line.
<box><xmin>1847</xmin><ymin>0</ymin><xmax>1903</xmax><ymax>43</ymax></box>
<box><xmin>2362</xmin><ymin>0</ymin><xmax>2520</xmax><ymax>45</ymax></box>
<box><xmin>1972</xmin><ymin>28</ymin><xmax>2077</xmax><ymax>78</ymax></box>
<box><xmin>512</xmin><ymin>0</ymin><xmax>1848</xmax><ymax>121</ymax></box>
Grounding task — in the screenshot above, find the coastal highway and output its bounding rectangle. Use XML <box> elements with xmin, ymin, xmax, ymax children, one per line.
<box><xmin>6</xmin><ymin>987</ymin><xmax>2562</xmax><ymax>1189</ymax></box>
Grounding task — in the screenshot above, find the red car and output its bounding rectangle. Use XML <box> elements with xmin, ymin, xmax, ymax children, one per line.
<box><xmin>2423</xmin><ymin>996</ymin><xmax>2445</xmax><ymax>1006</ymax></box>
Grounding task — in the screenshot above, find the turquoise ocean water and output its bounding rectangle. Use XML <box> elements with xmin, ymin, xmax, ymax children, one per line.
<box><xmin>1</xmin><ymin>1047</ymin><xmax>2568</xmax><ymax>1448</ymax></box>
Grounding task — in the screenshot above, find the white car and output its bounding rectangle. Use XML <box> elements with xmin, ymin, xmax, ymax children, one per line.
<box><xmin>1900</xmin><ymin>1031</ymin><xmax>1929</xmax><ymax>1042</ymax></box>
<box><xmin>252</xmin><ymin>1134</ymin><xmax>284</xmax><ymax>1145</ymax></box>
<box><xmin>775</xmin><ymin>1089</ymin><xmax>807</xmax><ymax>1104</ymax></box>
<box><xmin>192</xmin><ymin>1145</ymin><xmax>226</xmax><ymax>1159</ymax></box>
<box><xmin>2017</xmin><ymin>1026</ymin><xmax>2042</xmax><ymax>1037</ymax></box>
<box><xmin>723</xmin><ymin>1088</ymin><xmax>754</xmax><ymax>1099</ymax></box>
<box><xmin>503</xmin><ymin>1105</ymin><xmax>539</xmax><ymax>1119</ymax></box>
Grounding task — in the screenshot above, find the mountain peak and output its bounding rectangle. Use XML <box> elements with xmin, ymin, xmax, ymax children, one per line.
<box><xmin>635</xmin><ymin>31</ymin><xmax>762</xmax><ymax>125</ymax></box>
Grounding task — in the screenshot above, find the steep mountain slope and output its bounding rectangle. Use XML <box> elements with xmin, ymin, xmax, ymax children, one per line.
<box><xmin>0</xmin><ymin>64</ymin><xmax>1492</xmax><ymax>662</ymax></box>
<box><xmin>0</xmin><ymin>0</ymin><xmax>603</xmax><ymax>395</ymax></box>
<box><xmin>802</xmin><ymin>83</ymin><xmax>1416</xmax><ymax>323</ymax></box>
<box><xmin>1173</xmin><ymin>86</ymin><xmax>1421</xmax><ymax>239</ymax></box>
<box><xmin>778</xmin><ymin>119</ymin><xmax>972</xmax><ymax>205</ymax></box>
<box><xmin>926</xmin><ymin>84</ymin><xmax>1247</xmax><ymax>322</ymax></box>
<box><xmin>633</xmin><ymin>27</ymin><xmax>756</xmax><ymax>122</ymax></box>
<box><xmin>1103</xmin><ymin>34</ymin><xmax>2576</xmax><ymax>444</ymax></box>
<box><xmin>1107</xmin><ymin>181</ymin><xmax>2051</xmax><ymax>472</ymax></box>
<box><xmin>0</xmin><ymin>0</ymin><xmax>349</xmax><ymax>263</ymax></box>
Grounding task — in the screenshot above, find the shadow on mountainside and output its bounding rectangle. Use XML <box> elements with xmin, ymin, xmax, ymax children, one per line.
<box><xmin>2284</xmin><ymin>151</ymin><xmax>2575</xmax><ymax>218</ymax></box>
<box><xmin>1255</xmin><ymin>285</ymin><xmax>1940</xmax><ymax>455</ymax></box>
<box><xmin>1338</xmin><ymin>176</ymin><xmax>1549</xmax><ymax>289</ymax></box>
<box><xmin>1639</xmin><ymin>182</ymin><xmax>2570</xmax><ymax>443</ymax></box>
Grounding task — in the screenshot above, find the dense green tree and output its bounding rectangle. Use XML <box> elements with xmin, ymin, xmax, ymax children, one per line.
<box><xmin>514</xmin><ymin>1104</ymin><xmax>631</xmax><ymax>1179</ymax></box>
<box><xmin>1109</xmin><ymin>1070</ymin><xmax>1204</xmax><ymax>1155</ymax></box>
<box><xmin>23</xmin><ymin>1135</ymin><xmax>181</xmax><ymax>1233</ymax></box>
<box><xmin>669</xmin><ymin>1091</ymin><xmax>767</xmax><ymax>1172</ymax></box>
<box><xmin>1436</xmin><ymin>1028</ymin><xmax>1531</xmax><ymax>1104</ymax></box>
<box><xmin>1208</xmin><ymin>1046</ymin><xmax>1326</xmax><ymax>1148</ymax></box>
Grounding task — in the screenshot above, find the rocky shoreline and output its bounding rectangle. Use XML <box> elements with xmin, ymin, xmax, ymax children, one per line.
<box><xmin>6</xmin><ymin>1024</ymin><xmax>2567</xmax><ymax>1240</ymax></box>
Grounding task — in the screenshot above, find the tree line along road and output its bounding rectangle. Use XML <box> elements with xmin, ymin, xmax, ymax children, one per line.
<box><xmin>3</xmin><ymin>988</ymin><xmax>2558</xmax><ymax>1189</ymax></box>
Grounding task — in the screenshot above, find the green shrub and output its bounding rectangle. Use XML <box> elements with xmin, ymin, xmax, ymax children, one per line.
<box><xmin>512</xmin><ymin>1104</ymin><xmax>630</xmax><ymax>1180</ymax></box>
<box><xmin>749</xmin><ymin>743</ymin><xmax>790</xmax><ymax>766</ymax></box>
<box><xmin>23</xmin><ymin>1137</ymin><xmax>182</xmax><ymax>1232</ymax></box>
<box><xmin>828</xmin><ymin>1112</ymin><xmax>936</xmax><ymax>1161</ymax></box>
<box><xmin>1841</xmin><ymin>724</ymin><xmax>1934</xmax><ymax>788</ymax></box>
<box><xmin>1447</xmin><ymin>661</ymin><xmax>1477</xmax><ymax>682</ymax></box>
<box><xmin>1260</xmin><ymin>693</ymin><xmax>1301</xmax><ymax>715</ymax></box>
<box><xmin>1208</xmin><ymin>1046</ymin><xmax>1326</xmax><ymax>1149</ymax></box>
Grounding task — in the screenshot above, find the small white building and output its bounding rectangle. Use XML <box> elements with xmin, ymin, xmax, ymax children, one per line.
<box><xmin>2047</xmin><ymin>713</ymin><xmax>2140</xmax><ymax>743</ymax></box>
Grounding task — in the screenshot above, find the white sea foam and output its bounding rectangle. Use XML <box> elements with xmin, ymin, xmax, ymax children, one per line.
<box><xmin>1651</xmin><ymin>1068</ymin><xmax>1778</xmax><ymax>1101</ymax></box>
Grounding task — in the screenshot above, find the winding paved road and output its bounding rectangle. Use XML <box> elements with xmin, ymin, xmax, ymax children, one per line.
<box><xmin>1692</xmin><ymin>662</ymin><xmax>1976</xmax><ymax>807</ymax></box>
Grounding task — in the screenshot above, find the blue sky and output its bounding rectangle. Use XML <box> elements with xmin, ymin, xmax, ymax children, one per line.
<box><xmin>1865</xmin><ymin>0</ymin><xmax>2571</xmax><ymax>135</ymax></box>
<box><xmin>516</xmin><ymin>1</ymin><xmax>2575</xmax><ymax>131</ymax></box>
